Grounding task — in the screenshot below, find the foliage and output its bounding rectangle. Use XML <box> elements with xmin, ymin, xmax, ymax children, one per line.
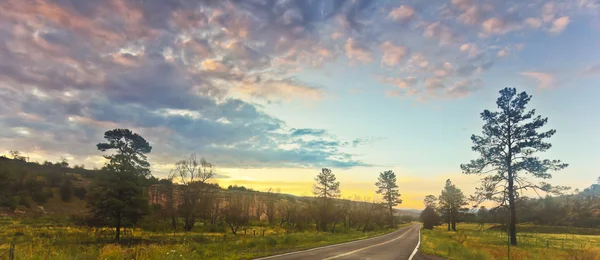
<box><xmin>438</xmin><ymin>179</ymin><xmax>467</xmax><ymax>231</ymax></box>
<box><xmin>420</xmin><ymin>223</ymin><xmax>600</xmax><ymax>260</ymax></box>
<box><xmin>88</xmin><ymin>128</ymin><xmax>152</xmax><ymax>241</ymax></box>
<box><xmin>312</xmin><ymin>168</ymin><xmax>341</xmax><ymax>232</ymax></box>
<box><xmin>0</xmin><ymin>218</ymin><xmax>400</xmax><ymax>260</ymax></box>
<box><xmin>421</xmin><ymin>206</ymin><xmax>441</xmax><ymax>230</ymax></box>
<box><xmin>59</xmin><ymin>179</ymin><xmax>73</xmax><ymax>202</ymax></box>
<box><xmin>73</xmin><ymin>187</ymin><xmax>87</xmax><ymax>200</ymax></box>
<box><xmin>169</xmin><ymin>154</ymin><xmax>219</xmax><ymax>232</ymax></box>
<box><xmin>375</xmin><ymin>170</ymin><xmax>402</xmax><ymax>227</ymax></box>
<box><xmin>227</xmin><ymin>185</ymin><xmax>256</xmax><ymax>192</ymax></box>
<box><xmin>96</xmin><ymin>128</ymin><xmax>153</xmax><ymax>178</ymax></box>
<box><xmin>461</xmin><ymin>87</ymin><xmax>568</xmax><ymax>245</ymax></box>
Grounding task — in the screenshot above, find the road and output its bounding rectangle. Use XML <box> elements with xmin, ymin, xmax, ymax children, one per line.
<box><xmin>255</xmin><ymin>224</ymin><xmax>421</xmax><ymax>260</ymax></box>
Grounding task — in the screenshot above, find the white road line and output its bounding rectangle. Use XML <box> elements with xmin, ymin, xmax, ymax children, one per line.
<box><xmin>322</xmin><ymin>226</ymin><xmax>417</xmax><ymax>260</ymax></box>
<box><xmin>408</xmin><ymin>224</ymin><xmax>421</xmax><ymax>260</ymax></box>
<box><xmin>253</xmin><ymin>225</ymin><xmax>416</xmax><ymax>260</ymax></box>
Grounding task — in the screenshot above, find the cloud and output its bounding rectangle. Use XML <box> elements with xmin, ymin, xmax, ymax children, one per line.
<box><xmin>345</xmin><ymin>38</ymin><xmax>373</xmax><ymax>64</ymax></box>
<box><xmin>525</xmin><ymin>17</ymin><xmax>543</xmax><ymax>29</ymax></box>
<box><xmin>520</xmin><ymin>71</ymin><xmax>556</xmax><ymax>89</ymax></box>
<box><xmin>446</xmin><ymin>79</ymin><xmax>484</xmax><ymax>98</ymax></box>
<box><xmin>458</xmin><ymin>6</ymin><xmax>483</xmax><ymax>25</ymax></box>
<box><xmin>482</xmin><ymin>17</ymin><xmax>520</xmax><ymax>35</ymax></box>
<box><xmin>380</xmin><ymin>41</ymin><xmax>409</xmax><ymax>67</ymax></box>
<box><xmin>291</xmin><ymin>129</ymin><xmax>327</xmax><ymax>137</ymax></box>
<box><xmin>388</xmin><ymin>5</ymin><xmax>415</xmax><ymax>23</ymax></box>
<box><xmin>234</xmin><ymin>77</ymin><xmax>324</xmax><ymax>101</ymax></box>
<box><xmin>581</xmin><ymin>64</ymin><xmax>600</xmax><ymax>75</ymax></box>
<box><xmin>0</xmin><ymin>0</ymin><xmax>379</xmax><ymax>174</ymax></box>
<box><xmin>549</xmin><ymin>16</ymin><xmax>570</xmax><ymax>34</ymax></box>
<box><xmin>423</xmin><ymin>22</ymin><xmax>458</xmax><ymax>45</ymax></box>
<box><xmin>459</xmin><ymin>43</ymin><xmax>483</xmax><ymax>60</ymax></box>
<box><xmin>379</xmin><ymin>76</ymin><xmax>419</xmax><ymax>89</ymax></box>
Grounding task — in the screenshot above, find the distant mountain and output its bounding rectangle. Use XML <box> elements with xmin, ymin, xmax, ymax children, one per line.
<box><xmin>393</xmin><ymin>208</ymin><xmax>420</xmax><ymax>217</ymax></box>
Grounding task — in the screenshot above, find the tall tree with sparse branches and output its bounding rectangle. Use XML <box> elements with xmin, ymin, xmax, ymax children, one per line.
<box><xmin>170</xmin><ymin>154</ymin><xmax>216</xmax><ymax>232</ymax></box>
<box><xmin>375</xmin><ymin>170</ymin><xmax>402</xmax><ymax>227</ymax></box>
<box><xmin>312</xmin><ymin>168</ymin><xmax>340</xmax><ymax>231</ymax></box>
<box><xmin>461</xmin><ymin>87</ymin><xmax>568</xmax><ymax>245</ymax></box>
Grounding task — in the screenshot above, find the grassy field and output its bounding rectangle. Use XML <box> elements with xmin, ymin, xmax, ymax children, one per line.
<box><xmin>0</xmin><ymin>217</ymin><xmax>412</xmax><ymax>260</ymax></box>
<box><xmin>420</xmin><ymin>223</ymin><xmax>600</xmax><ymax>260</ymax></box>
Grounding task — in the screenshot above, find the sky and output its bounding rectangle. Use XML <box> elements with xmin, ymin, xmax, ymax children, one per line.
<box><xmin>0</xmin><ymin>0</ymin><xmax>599</xmax><ymax>209</ymax></box>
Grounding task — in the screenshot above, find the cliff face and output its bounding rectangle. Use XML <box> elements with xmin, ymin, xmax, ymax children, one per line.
<box><xmin>147</xmin><ymin>184</ymin><xmax>269</xmax><ymax>221</ymax></box>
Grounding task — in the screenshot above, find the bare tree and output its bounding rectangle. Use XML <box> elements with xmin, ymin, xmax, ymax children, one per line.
<box><xmin>223</xmin><ymin>192</ymin><xmax>250</xmax><ymax>235</ymax></box>
<box><xmin>170</xmin><ymin>154</ymin><xmax>216</xmax><ymax>232</ymax></box>
<box><xmin>261</xmin><ymin>188</ymin><xmax>279</xmax><ymax>225</ymax></box>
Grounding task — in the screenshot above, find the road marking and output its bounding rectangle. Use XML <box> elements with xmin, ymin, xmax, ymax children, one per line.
<box><xmin>321</xmin><ymin>226</ymin><xmax>417</xmax><ymax>260</ymax></box>
<box><xmin>253</xmin><ymin>225</ymin><xmax>416</xmax><ymax>260</ymax></box>
<box><xmin>408</xmin><ymin>224</ymin><xmax>421</xmax><ymax>260</ymax></box>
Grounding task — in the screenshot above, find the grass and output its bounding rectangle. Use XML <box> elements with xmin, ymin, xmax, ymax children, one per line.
<box><xmin>420</xmin><ymin>223</ymin><xmax>600</xmax><ymax>260</ymax></box>
<box><xmin>0</xmin><ymin>217</ymin><xmax>412</xmax><ymax>260</ymax></box>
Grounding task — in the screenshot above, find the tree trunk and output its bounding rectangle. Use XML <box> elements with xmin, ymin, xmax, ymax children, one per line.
<box><xmin>451</xmin><ymin>221</ymin><xmax>456</xmax><ymax>231</ymax></box>
<box><xmin>389</xmin><ymin>206</ymin><xmax>394</xmax><ymax>228</ymax></box>
<box><xmin>447</xmin><ymin>221</ymin><xmax>451</xmax><ymax>231</ymax></box>
<box><xmin>115</xmin><ymin>215</ymin><xmax>121</xmax><ymax>242</ymax></box>
<box><xmin>508</xmin><ymin>171</ymin><xmax>518</xmax><ymax>246</ymax></box>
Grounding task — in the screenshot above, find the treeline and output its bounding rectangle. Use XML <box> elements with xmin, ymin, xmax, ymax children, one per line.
<box><xmin>420</xmin><ymin>178</ymin><xmax>600</xmax><ymax>230</ymax></box>
<box><xmin>144</xmin><ymin>158</ymin><xmax>409</xmax><ymax>237</ymax></box>
<box><xmin>1</xmin><ymin>129</ymin><xmax>410</xmax><ymax>241</ymax></box>
<box><xmin>0</xmin><ymin>155</ymin><xmax>91</xmax><ymax>210</ymax></box>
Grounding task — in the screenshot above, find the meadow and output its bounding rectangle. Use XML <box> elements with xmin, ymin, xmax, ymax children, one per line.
<box><xmin>420</xmin><ymin>223</ymin><xmax>600</xmax><ymax>260</ymax></box>
<box><xmin>0</xmin><ymin>217</ymin><xmax>410</xmax><ymax>260</ymax></box>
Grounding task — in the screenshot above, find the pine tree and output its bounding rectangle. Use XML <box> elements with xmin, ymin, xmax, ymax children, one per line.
<box><xmin>375</xmin><ymin>170</ymin><xmax>402</xmax><ymax>227</ymax></box>
<box><xmin>461</xmin><ymin>88</ymin><xmax>568</xmax><ymax>245</ymax></box>
<box><xmin>88</xmin><ymin>129</ymin><xmax>152</xmax><ymax>241</ymax></box>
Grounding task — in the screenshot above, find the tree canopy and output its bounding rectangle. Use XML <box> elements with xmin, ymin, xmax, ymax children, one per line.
<box><xmin>375</xmin><ymin>170</ymin><xmax>402</xmax><ymax>227</ymax></box>
<box><xmin>461</xmin><ymin>87</ymin><xmax>568</xmax><ymax>245</ymax></box>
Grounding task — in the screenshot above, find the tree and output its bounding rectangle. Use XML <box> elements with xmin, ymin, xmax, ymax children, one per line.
<box><xmin>170</xmin><ymin>154</ymin><xmax>216</xmax><ymax>232</ymax></box>
<box><xmin>59</xmin><ymin>179</ymin><xmax>73</xmax><ymax>202</ymax></box>
<box><xmin>461</xmin><ymin>87</ymin><xmax>568</xmax><ymax>245</ymax></box>
<box><xmin>88</xmin><ymin>129</ymin><xmax>152</xmax><ymax>241</ymax></box>
<box><xmin>223</xmin><ymin>192</ymin><xmax>250</xmax><ymax>235</ymax></box>
<box><xmin>424</xmin><ymin>195</ymin><xmax>438</xmax><ymax>208</ymax></box>
<box><xmin>96</xmin><ymin>128</ymin><xmax>152</xmax><ymax>177</ymax></box>
<box><xmin>375</xmin><ymin>170</ymin><xmax>402</xmax><ymax>227</ymax></box>
<box><xmin>438</xmin><ymin>179</ymin><xmax>466</xmax><ymax>231</ymax></box>
<box><xmin>420</xmin><ymin>206</ymin><xmax>440</xmax><ymax>230</ymax></box>
<box><xmin>261</xmin><ymin>188</ymin><xmax>279</xmax><ymax>225</ymax></box>
<box><xmin>312</xmin><ymin>168</ymin><xmax>340</xmax><ymax>231</ymax></box>
<box><xmin>59</xmin><ymin>157</ymin><xmax>69</xmax><ymax>168</ymax></box>
<box><xmin>476</xmin><ymin>206</ymin><xmax>488</xmax><ymax>230</ymax></box>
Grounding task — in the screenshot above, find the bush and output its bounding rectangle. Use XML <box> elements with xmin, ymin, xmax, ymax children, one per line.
<box><xmin>73</xmin><ymin>187</ymin><xmax>87</xmax><ymax>200</ymax></box>
<box><xmin>31</xmin><ymin>190</ymin><xmax>52</xmax><ymax>205</ymax></box>
<box><xmin>60</xmin><ymin>180</ymin><xmax>73</xmax><ymax>202</ymax></box>
<box><xmin>203</xmin><ymin>223</ymin><xmax>226</xmax><ymax>233</ymax></box>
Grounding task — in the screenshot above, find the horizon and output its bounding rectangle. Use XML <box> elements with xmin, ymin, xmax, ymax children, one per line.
<box><xmin>1</xmin><ymin>0</ymin><xmax>599</xmax><ymax>210</ymax></box>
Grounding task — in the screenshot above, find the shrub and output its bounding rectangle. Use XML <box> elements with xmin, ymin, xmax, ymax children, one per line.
<box><xmin>60</xmin><ymin>180</ymin><xmax>73</xmax><ymax>202</ymax></box>
<box><xmin>32</xmin><ymin>190</ymin><xmax>52</xmax><ymax>205</ymax></box>
<box><xmin>73</xmin><ymin>187</ymin><xmax>87</xmax><ymax>200</ymax></box>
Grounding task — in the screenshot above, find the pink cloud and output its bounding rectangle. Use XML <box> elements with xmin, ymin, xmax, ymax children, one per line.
<box><xmin>345</xmin><ymin>38</ymin><xmax>373</xmax><ymax>64</ymax></box>
<box><xmin>521</xmin><ymin>71</ymin><xmax>556</xmax><ymax>89</ymax></box>
<box><xmin>380</xmin><ymin>41</ymin><xmax>409</xmax><ymax>67</ymax></box>
<box><xmin>388</xmin><ymin>5</ymin><xmax>415</xmax><ymax>23</ymax></box>
<box><xmin>549</xmin><ymin>16</ymin><xmax>570</xmax><ymax>34</ymax></box>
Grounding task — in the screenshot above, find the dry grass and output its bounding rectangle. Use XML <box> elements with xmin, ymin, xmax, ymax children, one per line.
<box><xmin>420</xmin><ymin>223</ymin><xmax>600</xmax><ymax>260</ymax></box>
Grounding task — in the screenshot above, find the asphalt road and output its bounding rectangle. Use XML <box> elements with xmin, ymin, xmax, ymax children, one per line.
<box><xmin>255</xmin><ymin>224</ymin><xmax>421</xmax><ymax>260</ymax></box>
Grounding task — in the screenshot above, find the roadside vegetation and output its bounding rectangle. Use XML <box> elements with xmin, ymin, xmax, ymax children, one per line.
<box><xmin>417</xmin><ymin>88</ymin><xmax>600</xmax><ymax>260</ymax></box>
<box><xmin>420</xmin><ymin>223</ymin><xmax>600</xmax><ymax>260</ymax></box>
<box><xmin>0</xmin><ymin>129</ymin><xmax>412</xmax><ymax>259</ymax></box>
<box><xmin>0</xmin><ymin>216</ymin><xmax>412</xmax><ymax>259</ymax></box>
